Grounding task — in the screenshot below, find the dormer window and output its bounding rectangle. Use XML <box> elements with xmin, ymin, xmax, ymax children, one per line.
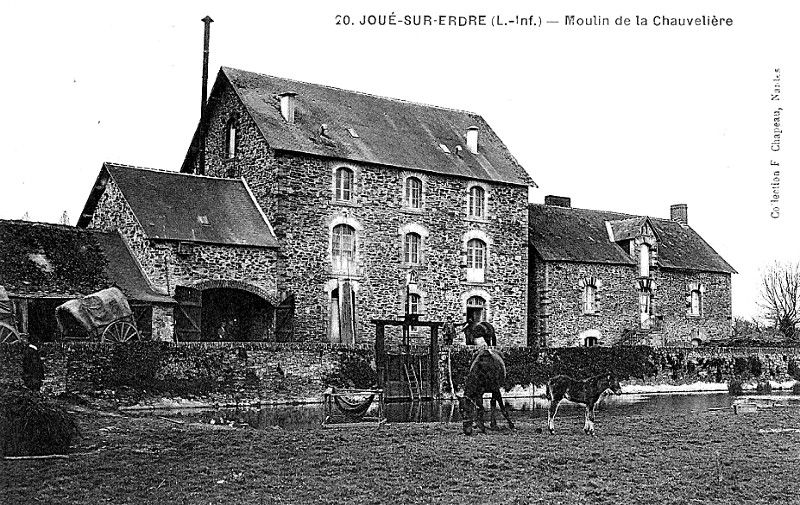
<box><xmin>225</xmin><ymin>118</ymin><xmax>237</xmax><ymax>159</ymax></box>
<box><xmin>335</xmin><ymin>167</ymin><xmax>354</xmax><ymax>202</ymax></box>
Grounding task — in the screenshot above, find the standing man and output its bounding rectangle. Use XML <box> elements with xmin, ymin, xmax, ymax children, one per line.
<box><xmin>21</xmin><ymin>335</ymin><xmax>44</xmax><ymax>392</ymax></box>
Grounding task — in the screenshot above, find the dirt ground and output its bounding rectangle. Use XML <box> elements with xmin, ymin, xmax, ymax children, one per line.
<box><xmin>2</xmin><ymin>401</ymin><xmax>799</xmax><ymax>504</ymax></box>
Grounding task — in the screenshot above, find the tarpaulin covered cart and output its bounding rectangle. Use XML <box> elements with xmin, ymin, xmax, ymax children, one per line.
<box><xmin>55</xmin><ymin>287</ymin><xmax>140</xmax><ymax>342</ymax></box>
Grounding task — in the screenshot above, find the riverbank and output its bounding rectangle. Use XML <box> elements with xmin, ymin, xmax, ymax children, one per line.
<box><xmin>3</xmin><ymin>399</ymin><xmax>799</xmax><ymax>504</ymax></box>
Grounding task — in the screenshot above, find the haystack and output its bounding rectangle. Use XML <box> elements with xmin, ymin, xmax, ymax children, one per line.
<box><xmin>0</xmin><ymin>390</ymin><xmax>79</xmax><ymax>457</ymax></box>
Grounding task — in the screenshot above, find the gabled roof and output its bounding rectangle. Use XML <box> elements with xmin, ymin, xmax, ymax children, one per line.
<box><xmin>188</xmin><ymin>67</ymin><xmax>535</xmax><ymax>187</ymax></box>
<box><xmin>606</xmin><ymin>217</ymin><xmax>659</xmax><ymax>242</ymax></box>
<box><xmin>78</xmin><ymin>163</ymin><xmax>278</xmax><ymax>248</ymax></box>
<box><xmin>0</xmin><ymin>220</ymin><xmax>172</xmax><ymax>302</ymax></box>
<box><xmin>529</xmin><ymin>204</ymin><xmax>736</xmax><ymax>274</ymax></box>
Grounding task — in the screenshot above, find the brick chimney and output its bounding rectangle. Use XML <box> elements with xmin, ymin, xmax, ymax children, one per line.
<box><xmin>670</xmin><ymin>204</ymin><xmax>688</xmax><ymax>225</ymax></box>
<box><xmin>279</xmin><ymin>92</ymin><xmax>297</xmax><ymax>124</ymax></box>
<box><xmin>544</xmin><ymin>195</ymin><xmax>571</xmax><ymax>208</ymax></box>
<box><xmin>466</xmin><ymin>126</ymin><xmax>479</xmax><ymax>154</ymax></box>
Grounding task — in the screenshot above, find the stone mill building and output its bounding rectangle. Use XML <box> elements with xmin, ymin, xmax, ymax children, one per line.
<box><xmin>79</xmin><ymin>67</ymin><xmax>536</xmax><ymax>345</ymax></box>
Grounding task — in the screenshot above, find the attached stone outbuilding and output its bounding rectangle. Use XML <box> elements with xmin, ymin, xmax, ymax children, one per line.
<box><xmin>78</xmin><ymin>163</ymin><xmax>281</xmax><ymax>342</ymax></box>
<box><xmin>528</xmin><ymin>197</ymin><xmax>736</xmax><ymax>347</ymax></box>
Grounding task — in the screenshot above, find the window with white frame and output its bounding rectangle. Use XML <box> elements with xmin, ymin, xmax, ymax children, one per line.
<box><xmin>466</xmin><ymin>238</ymin><xmax>487</xmax><ymax>283</ymax></box>
<box><xmin>583</xmin><ymin>284</ymin><xmax>598</xmax><ymax>314</ymax></box>
<box><xmin>404</xmin><ymin>233</ymin><xmax>422</xmax><ymax>265</ymax></box>
<box><xmin>639</xmin><ymin>243</ymin><xmax>650</xmax><ymax>277</ymax></box>
<box><xmin>405</xmin><ymin>177</ymin><xmax>422</xmax><ymax>209</ymax></box>
<box><xmin>225</xmin><ymin>118</ymin><xmax>237</xmax><ymax>159</ymax></box>
<box><xmin>335</xmin><ymin>167</ymin><xmax>354</xmax><ymax>202</ymax></box>
<box><xmin>332</xmin><ymin>224</ymin><xmax>356</xmax><ymax>272</ymax></box>
<box><xmin>468</xmin><ymin>186</ymin><xmax>486</xmax><ymax>218</ymax></box>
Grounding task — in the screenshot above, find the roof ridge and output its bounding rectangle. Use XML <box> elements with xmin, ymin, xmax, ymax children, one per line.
<box><xmin>222</xmin><ymin>66</ymin><xmax>481</xmax><ymax>118</ymax></box>
<box><xmin>530</xmin><ymin>202</ymin><xmax>688</xmax><ymax>224</ymax></box>
<box><xmin>103</xmin><ymin>162</ymin><xmax>245</xmax><ymax>183</ymax></box>
<box><xmin>0</xmin><ymin>219</ymin><xmax>88</xmax><ymax>231</ymax></box>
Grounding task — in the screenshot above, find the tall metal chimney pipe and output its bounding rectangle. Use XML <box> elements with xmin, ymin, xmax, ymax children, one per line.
<box><xmin>198</xmin><ymin>15</ymin><xmax>214</xmax><ymax>175</ymax></box>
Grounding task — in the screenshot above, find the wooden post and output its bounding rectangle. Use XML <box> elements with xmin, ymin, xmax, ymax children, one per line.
<box><xmin>429</xmin><ymin>324</ymin><xmax>440</xmax><ymax>399</ymax></box>
<box><xmin>374</xmin><ymin>323</ymin><xmax>385</xmax><ymax>390</ymax></box>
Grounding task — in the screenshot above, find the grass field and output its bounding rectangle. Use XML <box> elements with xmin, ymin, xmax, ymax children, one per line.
<box><xmin>2</xmin><ymin>401</ymin><xmax>799</xmax><ymax>504</ymax></box>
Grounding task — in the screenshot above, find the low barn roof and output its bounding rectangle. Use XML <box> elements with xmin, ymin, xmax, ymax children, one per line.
<box><xmin>79</xmin><ymin>163</ymin><xmax>278</xmax><ymax>248</ymax></box>
<box><xmin>529</xmin><ymin>204</ymin><xmax>736</xmax><ymax>274</ymax></box>
<box><xmin>0</xmin><ymin>220</ymin><xmax>173</xmax><ymax>301</ymax></box>
<box><xmin>186</xmin><ymin>67</ymin><xmax>535</xmax><ymax>187</ymax></box>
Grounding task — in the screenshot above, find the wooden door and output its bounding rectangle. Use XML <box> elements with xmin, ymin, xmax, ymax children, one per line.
<box><xmin>174</xmin><ymin>286</ymin><xmax>202</xmax><ymax>341</ymax></box>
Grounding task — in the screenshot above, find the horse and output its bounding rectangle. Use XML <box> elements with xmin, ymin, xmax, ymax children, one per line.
<box><xmin>458</xmin><ymin>349</ymin><xmax>514</xmax><ymax>435</ymax></box>
<box><xmin>442</xmin><ymin>320</ymin><xmax>497</xmax><ymax>346</ymax></box>
<box><xmin>546</xmin><ymin>372</ymin><xmax>622</xmax><ymax>436</ymax></box>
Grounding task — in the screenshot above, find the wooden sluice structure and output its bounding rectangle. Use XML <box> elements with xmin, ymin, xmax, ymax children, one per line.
<box><xmin>372</xmin><ymin>314</ymin><xmax>441</xmax><ymax>402</ymax></box>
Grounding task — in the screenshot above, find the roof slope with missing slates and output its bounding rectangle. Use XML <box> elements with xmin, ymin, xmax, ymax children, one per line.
<box><xmin>102</xmin><ymin>163</ymin><xmax>278</xmax><ymax>248</ymax></box>
<box><xmin>0</xmin><ymin>220</ymin><xmax>173</xmax><ymax>302</ymax></box>
<box><xmin>221</xmin><ymin>67</ymin><xmax>535</xmax><ymax>187</ymax></box>
<box><xmin>529</xmin><ymin>204</ymin><xmax>736</xmax><ymax>274</ymax></box>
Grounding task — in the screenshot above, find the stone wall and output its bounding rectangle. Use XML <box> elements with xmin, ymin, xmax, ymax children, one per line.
<box><xmin>3</xmin><ymin>343</ymin><xmax>799</xmax><ymax>407</ymax></box>
<box><xmin>195</xmin><ymin>78</ymin><xmax>530</xmax><ymax>345</ymax></box>
<box><xmin>530</xmin><ymin>258</ymin><xmax>733</xmax><ymax>347</ymax></box>
<box><xmin>0</xmin><ymin>342</ymin><xmax>374</xmax><ymax>406</ymax></box>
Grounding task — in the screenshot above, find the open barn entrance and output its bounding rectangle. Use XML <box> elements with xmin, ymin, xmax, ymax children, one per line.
<box><xmin>201</xmin><ymin>288</ymin><xmax>272</xmax><ymax>341</ymax></box>
<box><xmin>174</xmin><ymin>285</ymin><xmax>275</xmax><ymax>341</ymax></box>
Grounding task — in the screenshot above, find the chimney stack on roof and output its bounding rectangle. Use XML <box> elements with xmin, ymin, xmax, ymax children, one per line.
<box><xmin>670</xmin><ymin>204</ymin><xmax>688</xmax><ymax>226</ymax></box>
<box><xmin>544</xmin><ymin>195</ymin><xmax>572</xmax><ymax>208</ymax></box>
<box><xmin>279</xmin><ymin>92</ymin><xmax>297</xmax><ymax>124</ymax></box>
<box><xmin>466</xmin><ymin>126</ymin><xmax>479</xmax><ymax>154</ymax></box>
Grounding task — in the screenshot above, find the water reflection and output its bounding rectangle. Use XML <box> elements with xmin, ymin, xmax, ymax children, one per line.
<box><xmin>165</xmin><ymin>391</ymin><xmax>800</xmax><ymax>430</ymax></box>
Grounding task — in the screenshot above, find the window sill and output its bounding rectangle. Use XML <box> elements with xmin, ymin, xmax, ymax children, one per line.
<box><xmin>401</xmin><ymin>207</ymin><xmax>425</xmax><ymax>215</ymax></box>
<box><xmin>464</xmin><ymin>216</ymin><xmax>490</xmax><ymax>225</ymax></box>
<box><xmin>331</xmin><ymin>200</ymin><xmax>362</xmax><ymax>209</ymax></box>
<box><xmin>461</xmin><ymin>281</ymin><xmax>494</xmax><ymax>288</ymax></box>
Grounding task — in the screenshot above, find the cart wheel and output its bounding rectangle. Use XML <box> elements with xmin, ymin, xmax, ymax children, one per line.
<box><xmin>0</xmin><ymin>322</ymin><xmax>20</xmax><ymax>343</ymax></box>
<box><xmin>101</xmin><ymin>321</ymin><xmax>140</xmax><ymax>343</ymax></box>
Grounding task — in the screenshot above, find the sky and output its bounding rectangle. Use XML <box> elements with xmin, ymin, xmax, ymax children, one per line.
<box><xmin>0</xmin><ymin>1</ymin><xmax>796</xmax><ymax>320</ymax></box>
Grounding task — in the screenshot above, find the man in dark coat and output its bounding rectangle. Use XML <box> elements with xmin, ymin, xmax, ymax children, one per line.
<box><xmin>21</xmin><ymin>336</ymin><xmax>45</xmax><ymax>392</ymax></box>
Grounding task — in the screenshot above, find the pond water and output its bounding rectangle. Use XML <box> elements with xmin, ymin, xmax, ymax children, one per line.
<box><xmin>156</xmin><ymin>391</ymin><xmax>800</xmax><ymax>430</ymax></box>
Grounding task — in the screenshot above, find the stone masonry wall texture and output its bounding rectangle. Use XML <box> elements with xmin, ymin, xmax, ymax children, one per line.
<box><xmin>531</xmin><ymin>257</ymin><xmax>732</xmax><ymax>347</ymax></box>
<box><xmin>195</xmin><ymin>78</ymin><xmax>530</xmax><ymax>345</ymax></box>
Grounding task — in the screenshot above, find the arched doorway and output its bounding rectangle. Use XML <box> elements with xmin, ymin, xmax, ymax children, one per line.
<box><xmin>466</xmin><ymin>295</ymin><xmax>486</xmax><ymax>323</ymax></box>
<box><xmin>174</xmin><ymin>284</ymin><xmax>276</xmax><ymax>341</ymax></box>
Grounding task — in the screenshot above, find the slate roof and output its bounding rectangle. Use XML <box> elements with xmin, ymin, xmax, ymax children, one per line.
<box><xmin>0</xmin><ymin>220</ymin><xmax>173</xmax><ymax>302</ymax></box>
<box><xmin>78</xmin><ymin>163</ymin><xmax>278</xmax><ymax>248</ymax></box>
<box><xmin>190</xmin><ymin>67</ymin><xmax>534</xmax><ymax>187</ymax></box>
<box><xmin>529</xmin><ymin>204</ymin><xmax>736</xmax><ymax>274</ymax></box>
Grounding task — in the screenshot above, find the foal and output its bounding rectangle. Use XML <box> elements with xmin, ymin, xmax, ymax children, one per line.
<box><xmin>546</xmin><ymin>372</ymin><xmax>622</xmax><ymax>435</ymax></box>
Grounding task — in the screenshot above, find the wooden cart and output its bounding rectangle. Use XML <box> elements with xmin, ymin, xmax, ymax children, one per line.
<box><xmin>0</xmin><ymin>285</ymin><xmax>21</xmax><ymax>343</ymax></box>
<box><xmin>55</xmin><ymin>287</ymin><xmax>140</xmax><ymax>342</ymax></box>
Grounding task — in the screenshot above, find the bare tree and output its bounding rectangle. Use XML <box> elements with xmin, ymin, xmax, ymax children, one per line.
<box><xmin>759</xmin><ymin>261</ymin><xmax>800</xmax><ymax>339</ymax></box>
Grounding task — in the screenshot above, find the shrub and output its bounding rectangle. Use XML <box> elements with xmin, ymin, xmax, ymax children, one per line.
<box><xmin>792</xmin><ymin>382</ymin><xmax>800</xmax><ymax>395</ymax></box>
<box><xmin>0</xmin><ymin>390</ymin><xmax>79</xmax><ymax>456</ymax></box>
<box><xmin>727</xmin><ymin>377</ymin><xmax>744</xmax><ymax>396</ymax></box>
<box><xmin>756</xmin><ymin>381</ymin><xmax>773</xmax><ymax>393</ymax></box>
